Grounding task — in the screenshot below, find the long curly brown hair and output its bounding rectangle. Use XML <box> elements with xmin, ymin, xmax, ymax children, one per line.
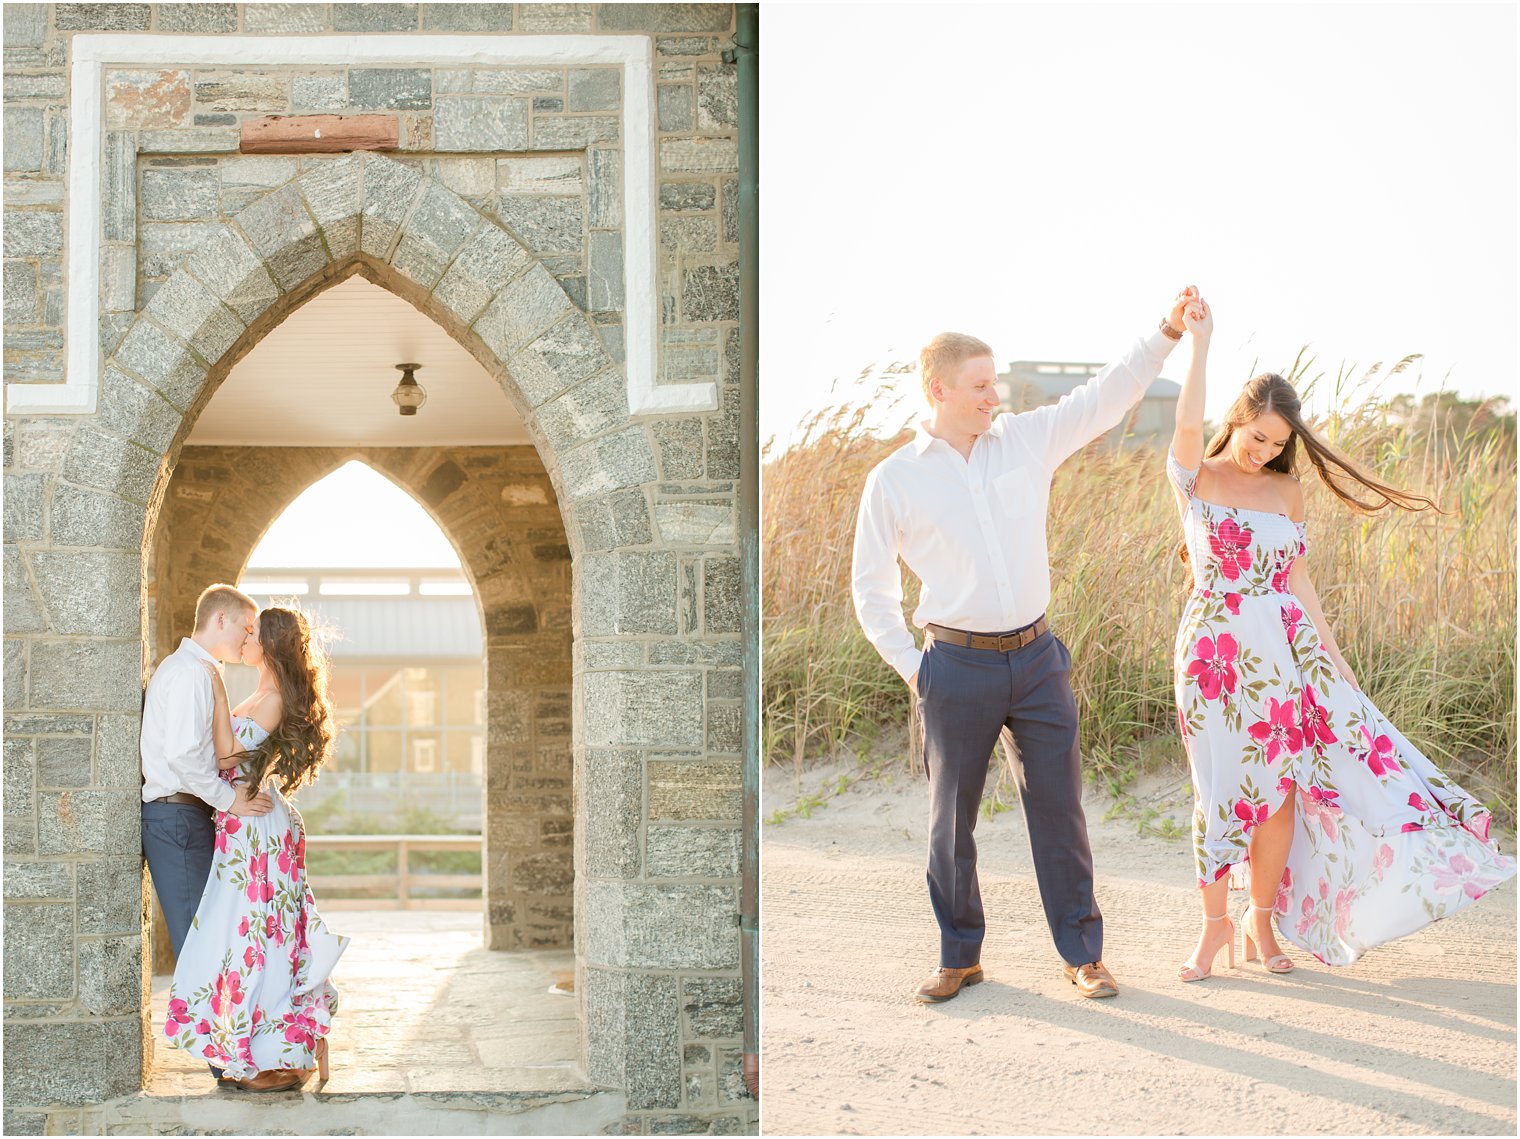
<box><xmin>242</xmin><ymin>607</ymin><xmax>336</xmax><ymax>796</ymax></box>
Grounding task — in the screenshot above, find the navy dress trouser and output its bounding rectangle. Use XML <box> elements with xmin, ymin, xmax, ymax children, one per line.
<box><xmin>918</xmin><ymin>629</ymin><xmax>1104</xmax><ymax>969</ymax></box>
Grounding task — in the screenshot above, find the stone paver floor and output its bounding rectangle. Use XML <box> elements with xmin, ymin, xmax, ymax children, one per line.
<box><xmin>61</xmin><ymin>912</ymin><xmax>626</xmax><ymax>1135</ymax></box>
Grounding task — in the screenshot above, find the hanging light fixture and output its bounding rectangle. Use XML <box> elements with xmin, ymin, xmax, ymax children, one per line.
<box><xmin>391</xmin><ymin>362</ymin><xmax>426</xmax><ymax>416</ymax></box>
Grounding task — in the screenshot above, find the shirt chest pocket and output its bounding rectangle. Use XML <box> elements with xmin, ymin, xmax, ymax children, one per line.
<box><xmin>990</xmin><ymin>462</ymin><xmax>1044</xmax><ymax>522</ymax></box>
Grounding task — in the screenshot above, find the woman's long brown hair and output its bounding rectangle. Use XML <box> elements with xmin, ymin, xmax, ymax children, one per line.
<box><xmin>242</xmin><ymin>607</ymin><xmax>336</xmax><ymax>796</ymax></box>
<box><xmin>1204</xmin><ymin>372</ymin><xmax>1441</xmax><ymax>513</ymax></box>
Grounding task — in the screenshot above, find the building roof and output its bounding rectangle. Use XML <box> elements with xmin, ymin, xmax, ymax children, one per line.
<box><xmin>1000</xmin><ymin>360</ymin><xmax>1181</xmax><ymax>400</ymax></box>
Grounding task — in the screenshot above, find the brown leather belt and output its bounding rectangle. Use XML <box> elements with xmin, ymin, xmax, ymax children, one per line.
<box><xmin>149</xmin><ymin>792</ymin><xmax>212</xmax><ymax>811</ymax></box>
<box><xmin>926</xmin><ymin>616</ymin><xmax>1049</xmax><ymax>653</ymax></box>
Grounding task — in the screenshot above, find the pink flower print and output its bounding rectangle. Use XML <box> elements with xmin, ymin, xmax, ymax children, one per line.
<box><xmin>1187</xmin><ymin>634</ymin><xmax>1239</xmax><ymax>702</ymax></box>
<box><xmin>210</xmin><ymin>970</ymin><xmax>244</xmax><ymax>1016</ymax></box>
<box><xmin>1300</xmin><ymin>686</ymin><xmax>1337</xmax><ymax>749</ymax></box>
<box><xmin>245</xmin><ymin>852</ymin><xmax>274</xmax><ymax>903</ymax></box>
<box><xmin>1401</xmin><ymin>822</ymin><xmax>1424</xmax><ymax>832</ymax></box>
<box><xmin>1318</xmin><ymin>877</ymin><xmax>1329</xmax><ymax>901</ymax></box>
<box><xmin>1431</xmin><ymin>852</ymin><xmax>1485</xmax><ymax>896</ymax></box>
<box><xmin>1358</xmin><ymin>725</ymin><xmax>1399</xmax><ymax>777</ymax></box>
<box><xmin>295</xmin><ymin>835</ymin><xmax>306</xmax><ymax>871</ymax></box>
<box><xmin>1408</xmin><ymin>792</ymin><xmax>1430</xmax><ymax>812</ymax></box>
<box><xmin>1248</xmin><ymin>696</ymin><xmax>1303</xmax><ymax>765</ymax></box>
<box><xmin>1276</xmin><ymin>775</ymin><xmax>1295</xmax><ymax>797</ymax></box>
<box><xmin>265</xmin><ymin>912</ymin><xmax>286</xmax><ymax>946</ymax></box>
<box><xmin>252</xmin><ymin>1007</ymin><xmax>263</xmax><ymax>1027</ymax></box>
<box><xmin>165</xmin><ymin>997</ymin><xmax>192</xmax><ymax>1037</ymax></box>
<box><xmin>1209</xmin><ymin>517</ymin><xmax>1254</xmax><ymax>581</ymax></box>
<box><xmin>195</xmin><ymin>1018</ymin><xmax>210</xmax><ymax>1035</ymax></box>
<box><xmin>1373</xmin><ymin>843</ymin><xmax>1394</xmax><ymax>878</ymax></box>
<box><xmin>237</xmin><ymin>916</ymin><xmax>250</xmax><ymax>938</ymax></box>
<box><xmin>1272</xmin><ymin>565</ymin><xmax>1292</xmax><ymax>594</ymax></box>
<box><xmin>1274</xmin><ymin>867</ymin><xmax>1293</xmax><ymax>915</ymax></box>
<box><xmin>1281</xmin><ymin>603</ymin><xmax>1303</xmax><ymax>642</ymax></box>
<box><xmin>214</xmin><ymin>813</ymin><xmax>241</xmax><ymax>853</ymax></box>
<box><xmin>243</xmin><ymin>943</ymin><xmax>265</xmax><ymax>971</ymax></box>
<box><xmin>203</xmin><ymin>1043</ymin><xmax>230</xmax><ymax>1063</ymax></box>
<box><xmin>1224</xmin><ymin>592</ymin><xmax>1242</xmax><ymax>615</ymax></box>
<box><xmin>1234</xmin><ymin>798</ymin><xmax>1269</xmax><ymax>834</ymax></box>
<box><xmin>278</xmin><ymin>832</ymin><xmax>299</xmax><ymax>876</ymax></box>
<box><xmin>1333</xmin><ymin>888</ymin><xmax>1356</xmax><ymax>939</ymax></box>
<box><xmin>1301</xmin><ymin>785</ymin><xmax>1342</xmax><ymax>842</ymax></box>
<box><xmin>282</xmin><ymin>1010</ymin><xmax>319</xmax><ymax>1051</ymax></box>
<box><xmin>237</xmin><ymin>1037</ymin><xmax>255</xmax><ymax>1070</ymax></box>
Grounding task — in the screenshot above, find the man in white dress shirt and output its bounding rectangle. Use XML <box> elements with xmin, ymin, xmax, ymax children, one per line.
<box><xmin>851</xmin><ymin>289</ymin><xmax>1197</xmax><ymax>1002</ymax></box>
<box><xmin>141</xmin><ymin>583</ymin><xmax>274</xmax><ymax>971</ymax></box>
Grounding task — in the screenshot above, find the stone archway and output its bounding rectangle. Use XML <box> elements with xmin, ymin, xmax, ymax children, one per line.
<box><xmin>149</xmin><ymin>445</ymin><xmax>574</xmax><ymax>953</ymax></box>
<box><xmin>60</xmin><ymin>151</ymin><xmax>724</xmax><ymax>1102</ymax></box>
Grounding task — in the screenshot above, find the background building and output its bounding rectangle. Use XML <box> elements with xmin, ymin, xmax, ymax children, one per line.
<box><xmin>998</xmin><ymin>360</ymin><xmax>1180</xmax><ymax>448</ymax></box>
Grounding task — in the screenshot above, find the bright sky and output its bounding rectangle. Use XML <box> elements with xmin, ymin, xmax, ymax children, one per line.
<box><xmin>760</xmin><ymin>1</ymin><xmax>1518</xmax><ymax>447</ymax></box>
<box><xmin>246</xmin><ymin>460</ymin><xmax>461</xmax><ymax>569</ymax></box>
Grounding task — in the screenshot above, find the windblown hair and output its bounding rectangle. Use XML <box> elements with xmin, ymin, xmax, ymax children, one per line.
<box><xmin>241</xmin><ymin>607</ymin><xmax>336</xmax><ymax>797</ymax></box>
<box><xmin>919</xmin><ymin>332</ymin><xmax>993</xmax><ymax>404</ymax></box>
<box><xmin>194</xmin><ymin>583</ymin><xmax>257</xmax><ymax>631</ymax></box>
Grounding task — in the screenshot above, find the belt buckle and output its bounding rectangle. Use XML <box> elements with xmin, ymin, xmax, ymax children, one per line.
<box><xmin>997</xmin><ymin>631</ymin><xmax>1019</xmax><ymax>652</ymax></box>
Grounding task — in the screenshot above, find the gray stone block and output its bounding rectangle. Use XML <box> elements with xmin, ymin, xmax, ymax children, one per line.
<box><xmin>100</xmin><ymin>243</ymin><xmax>136</xmax><ymax>313</ymax></box>
<box><xmin>102</xmin><ymin>132</ymin><xmax>135</xmax><ymax>244</ymax></box>
<box><xmin>359</xmin><ymin>155</ymin><xmax>425</xmax><ymax>259</ymax></box>
<box><xmin>38</xmin><ymin>788</ymin><xmax>140</xmax><ymax>854</ymax></box>
<box><xmin>184</xmin><ymin>227</ymin><xmax>279</xmax><ymax>324</ymax></box>
<box><xmin>55</xmin><ymin>4</ymin><xmax>151</xmax><ymax>31</ymax></box>
<box><xmin>682</xmin><ymin>262</ymin><xmax>738</xmax><ymax>323</ymax></box>
<box><xmin>3</xmin><ymin>859</ymin><xmax>72</xmax><ymax>901</ymax></box>
<box><xmin>2</xmin><ymin>210</ymin><xmax>62</xmax><ymax>257</ymax></box>
<box><xmin>519</xmin><ymin>3</ymin><xmax>591</xmax><ymax>32</ymax></box>
<box><xmin>244</xmin><ymin>3</ymin><xmax>326</xmax><ymax>32</ymax></box>
<box><xmin>582</xmin><ymin>964</ymin><xmax>626</xmax><ymax>1087</ymax></box>
<box><xmin>574</xmin><ymin>487</ymin><xmax>653</xmax><ymax>552</ymax></box>
<box><xmin>155</xmin><ymin>3</ymin><xmax>237</xmax><ymax>32</ymax></box>
<box><xmin>29</xmin><ymin>640</ymin><xmax>143</xmax><ymax>713</ymax></box>
<box><xmin>496</xmin><ymin>194</ymin><xmax>584</xmax><ymax>255</ymax></box>
<box><xmin>93</xmin><ymin>713</ymin><xmax>141</xmax><ymax>789</ymax></box>
<box><xmin>140</xmin><ymin>167</ymin><xmax>219</xmax><ymax>221</ymax></box>
<box><xmin>581</xmin><ymin>551</ymin><xmax>677</xmax><ymax>637</ymax></box>
<box><xmin>143</xmin><ymin>272</ymin><xmax>245</xmax><ymax>363</ymax></box>
<box><xmin>654</xmin><ymin>499</ymin><xmax>732</xmax><ymax>546</ymax></box>
<box><xmin>660</xmin><ymin>216</ymin><xmax>717</xmax><ymax>254</ymax></box>
<box><xmin>659</xmin><ymin>182</ymin><xmax>716</xmax><ymax>212</ymax></box>
<box><xmin>475</xmin><ymin>265</ymin><xmax>575</xmax><ymax>364</ymax></box>
<box><xmin>235</xmin><ymin>184</ymin><xmax>328</xmax><ymax>290</ymax></box>
<box><xmin>706</xmin><ymin>701</ymin><xmax>741</xmax><ymax>753</ymax></box>
<box><xmin>537</xmin><ymin>365</ymin><xmax>630</xmax><ymax>453</ymax></box>
<box><xmin>587</xmin><ymin>880</ymin><xmax>739</xmax><ymax>970</ymax></box>
<box><xmin>61</xmin><ymin>424</ymin><xmax>161</xmax><ymax>503</ymax></box>
<box><xmin>49</xmin><ymin>484</ymin><xmax>147</xmax><ymax>551</ymax></box>
<box><xmin>683</xmin><ymin>975</ymin><xmax>743</xmax><ymax>1038</ymax></box>
<box><xmin>1</xmin><ymin>1109</ymin><xmax>46</xmax><ymax>1136</ymax></box>
<box><xmin>2</xmin><ymin>733</ymin><xmax>35</xmax><ymax>814</ymax></box>
<box><xmin>194</xmin><ymin>71</ymin><xmax>288</xmax><ymax>112</ymax></box>
<box><xmin>588</xmin><ymin>231</ymin><xmax>625</xmax><ymax>313</ymax></box>
<box><xmin>3</xmin><ymin>471</ymin><xmax>42</xmax><ymax>542</ymax></box>
<box><xmin>435</xmin><ymin>96</ymin><xmax>530</xmax><ymax>151</ymax></box>
<box><xmin>292</xmin><ymin>73</ymin><xmax>346</xmax><ymax>111</ymax></box>
<box><xmin>79</xmin><ymin>934</ymin><xmax>143</xmax><ymax>1015</ymax></box>
<box><xmin>703</xmin><ymin>556</ymin><xmax>741</xmax><ymax>633</ymax></box>
<box><xmin>424</xmin><ymin>3</ymin><xmax>514</xmax><ymax>31</ymax></box>
<box><xmin>3</xmin><ymin>3</ymin><xmax>48</xmax><ymax>46</ymax></box>
<box><xmin>583</xmin><ymin>669</ymin><xmax>701</xmax><ymax>749</ymax></box>
<box><xmin>497</xmin><ymin>155</ymin><xmax>583</xmax><ymax>194</ymax></box>
<box><xmin>333</xmin><ymin>2</ymin><xmax>418</xmax><ymax>31</ymax></box>
<box><xmin>77</xmin><ymin>856</ymin><xmax>146</xmax><ymax>935</ymax></box>
<box><xmin>474</xmin><ymin>69</ymin><xmax>563</xmax><ymax>96</ymax></box>
<box><xmin>558</xmin><ymin>424</ymin><xmax>658</xmax><ymax>502</ymax></box>
<box><xmin>625</xmin><ymin>971</ymin><xmax>682</xmax><ymax>1110</ymax></box>
<box><xmin>587</xmin><ymin>148</ymin><xmax>623</xmax><ymax>229</ymax></box>
<box><xmin>1</xmin><ymin>1018</ymin><xmax>142</xmax><ymax>1106</ymax></box>
<box><xmin>646</xmin><ymin>825</ymin><xmax>740</xmax><ymax>880</ymax></box>
<box><xmin>296</xmin><ymin>155</ymin><xmax>362</xmax><ymax>260</ymax></box>
<box><xmin>3</xmin><ymin>106</ymin><xmax>44</xmax><ymax>172</ymax></box>
<box><xmin>598</xmin><ymin>4</ymin><xmax>731</xmax><ymax>32</ymax></box>
<box><xmin>2</xmin><ymin>901</ymin><xmax>74</xmax><ymax>998</ymax></box>
<box><xmin>721</xmin><ymin>177</ymin><xmax>739</xmax><ymax>245</ymax></box>
<box><xmin>36</xmin><ymin>736</ymin><xmax>92</xmax><ymax>787</ymax></box>
<box><xmin>99</xmin><ymin>364</ymin><xmax>182</xmax><ymax>454</ymax></box>
<box><xmin>568</xmin><ymin>68</ymin><xmax>621</xmax><ymax>112</ymax></box>
<box><xmin>3</xmin><ymin>259</ymin><xmax>38</xmax><ymax>323</ymax></box>
<box><xmin>582</xmin><ymin>748</ymin><xmax>642</xmax><ymax>879</ymax></box>
<box><xmin>660</xmin><ymin>136</ymin><xmax>737</xmax><ymax>174</ymax></box>
<box><xmin>657</xmin><ymin>84</ymin><xmax>694</xmax><ymax>133</ymax></box>
<box><xmin>3</xmin><ymin>638</ymin><xmax>25</xmax><ymax>710</ymax></box>
<box><xmin>349</xmin><ymin>68</ymin><xmax>431</xmax><ymax>109</ymax></box>
<box><xmin>30</xmin><ymin>551</ymin><xmax>139</xmax><ymax>638</ymax></box>
<box><xmin>530</xmin><ymin>114</ymin><xmax>619</xmax><ymax>149</ymax></box>
<box><xmin>3</xmin><ymin>546</ymin><xmax>44</xmax><ymax>635</ymax></box>
<box><xmin>432</xmin><ymin>224</ymin><xmax>532</xmax><ymax>325</ymax></box>
<box><xmin>220</xmin><ymin>155</ymin><xmax>300</xmax><ymax>190</ymax></box>
<box><xmin>390</xmin><ymin>182</ymin><xmax>479</xmax><ymax>287</ymax></box>
<box><xmin>649</xmin><ymin>759</ymin><xmax>741</xmax><ymax>821</ymax></box>
<box><xmin>697</xmin><ymin>64</ymin><xmax>738</xmax><ymax>130</ymax></box>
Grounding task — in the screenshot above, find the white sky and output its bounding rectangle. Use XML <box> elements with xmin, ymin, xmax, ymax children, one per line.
<box><xmin>759</xmin><ymin>1</ymin><xmax>1519</xmax><ymax>446</ymax></box>
<box><xmin>246</xmin><ymin>460</ymin><xmax>461</xmax><ymax>569</ymax></box>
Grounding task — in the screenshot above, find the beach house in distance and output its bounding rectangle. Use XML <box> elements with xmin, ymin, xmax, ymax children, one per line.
<box><xmin>998</xmin><ymin>360</ymin><xmax>1180</xmax><ymax>448</ymax></box>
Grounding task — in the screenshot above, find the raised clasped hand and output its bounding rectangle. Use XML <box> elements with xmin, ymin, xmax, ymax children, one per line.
<box><xmin>1167</xmin><ymin>286</ymin><xmax>1198</xmax><ymax>335</ymax></box>
<box><xmin>1183</xmin><ymin>294</ymin><xmax>1213</xmax><ymax>339</ymax></box>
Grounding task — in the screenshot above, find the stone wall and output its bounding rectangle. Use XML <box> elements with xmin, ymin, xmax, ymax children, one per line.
<box><xmin>151</xmin><ymin>445</ymin><xmax>575</xmax><ymax>952</ymax></box>
<box><xmin>3</xmin><ymin>4</ymin><xmax>752</xmax><ymax>1134</ymax></box>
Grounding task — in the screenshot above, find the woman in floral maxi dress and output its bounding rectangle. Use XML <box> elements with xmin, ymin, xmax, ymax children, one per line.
<box><xmin>1169</xmin><ymin>293</ymin><xmax>1514</xmax><ymax>981</ymax></box>
<box><xmin>165</xmin><ymin>607</ymin><xmax>348</xmax><ymax>1089</ymax></box>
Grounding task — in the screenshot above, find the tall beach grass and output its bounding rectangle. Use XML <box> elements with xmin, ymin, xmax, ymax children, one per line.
<box><xmin>762</xmin><ymin>359</ymin><xmax>1517</xmax><ymax>827</ymax></box>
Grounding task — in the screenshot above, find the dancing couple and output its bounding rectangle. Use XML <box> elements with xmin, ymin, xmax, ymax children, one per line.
<box><xmin>141</xmin><ymin>584</ymin><xmax>346</xmax><ymax>1090</ymax></box>
<box><xmin>851</xmin><ymin>288</ymin><xmax>1514</xmax><ymax>1003</ymax></box>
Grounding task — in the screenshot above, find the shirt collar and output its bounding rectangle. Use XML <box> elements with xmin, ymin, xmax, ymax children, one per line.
<box><xmin>180</xmin><ymin>637</ymin><xmax>221</xmax><ymax>668</ymax></box>
<box><xmin>912</xmin><ymin>414</ymin><xmax>1005</xmax><ymax>455</ymax></box>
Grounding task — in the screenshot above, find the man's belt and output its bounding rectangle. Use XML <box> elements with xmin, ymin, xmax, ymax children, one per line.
<box><xmin>148</xmin><ymin>792</ymin><xmax>213</xmax><ymax>811</ymax></box>
<box><xmin>925</xmin><ymin>617</ymin><xmax>1049</xmax><ymax>653</ymax></box>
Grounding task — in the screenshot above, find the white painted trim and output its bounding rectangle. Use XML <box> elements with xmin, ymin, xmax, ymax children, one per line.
<box><xmin>5</xmin><ymin>33</ymin><xmax>716</xmax><ymax>417</ymax></box>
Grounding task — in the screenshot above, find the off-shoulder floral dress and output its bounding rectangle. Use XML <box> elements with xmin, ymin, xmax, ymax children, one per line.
<box><xmin>165</xmin><ymin>716</ymin><xmax>348</xmax><ymax>1079</ymax></box>
<box><xmin>1168</xmin><ymin>450</ymin><xmax>1514</xmax><ymax>965</ymax></box>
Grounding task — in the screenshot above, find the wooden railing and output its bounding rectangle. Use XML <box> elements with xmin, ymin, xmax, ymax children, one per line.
<box><xmin>305</xmin><ymin>833</ymin><xmax>482</xmax><ymax>911</ymax></box>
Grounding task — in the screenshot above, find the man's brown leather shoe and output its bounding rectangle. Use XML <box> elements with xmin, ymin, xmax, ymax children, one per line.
<box><xmin>1063</xmin><ymin>960</ymin><xmax>1119</xmax><ymax>998</ymax></box>
<box><xmin>915</xmin><ymin>964</ymin><xmax>984</xmax><ymax>1003</ymax></box>
<box><xmin>220</xmin><ymin>1068</ymin><xmax>306</xmax><ymax>1092</ymax></box>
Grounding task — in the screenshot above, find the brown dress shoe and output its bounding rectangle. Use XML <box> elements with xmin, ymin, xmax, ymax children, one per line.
<box><xmin>915</xmin><ymin>964</ymin><xmax>984</xmax><ymax>1003</ymax></box>
<box><xmin>1063</xmin><ymin>960</ymin><xmax>1119</xmax><ymax>998</ymax></box>
<box><xmin>220</xmin><ymin>1068</ymin><xmax>306</xmax><ymax>1092</ymax></box>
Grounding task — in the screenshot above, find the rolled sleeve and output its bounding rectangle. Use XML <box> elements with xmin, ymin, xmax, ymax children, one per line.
<box><xmin>1035</xmin><ymin>327</ymin><xmax>1179</xmax><ymax>467</ymax></box>
<box><xmin>163</xmin><ymin>670</ymin><xmax>235</xmax><ymax>813</ymax></box>
<box><xmin>850</xmin><ymin>470</ymin><xmax>923</xmax><ymax>684</ymax></box>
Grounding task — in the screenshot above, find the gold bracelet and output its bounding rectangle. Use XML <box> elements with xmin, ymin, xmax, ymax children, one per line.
<box><xmin>1159</xmin><ymin>317</ymin><xmax>1184</xmax><ymax>341</ymax></box>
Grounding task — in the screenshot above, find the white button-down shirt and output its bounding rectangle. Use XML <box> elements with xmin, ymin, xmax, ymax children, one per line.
<box><xmin>852</xmin><ymin>328</ymin><xmax>1178</xmax><ymax>682</ymax></box>
<box><xmin>140</xmin><ymin>637</ymin><xmax>236</xmax><ymax>812</ymax></box>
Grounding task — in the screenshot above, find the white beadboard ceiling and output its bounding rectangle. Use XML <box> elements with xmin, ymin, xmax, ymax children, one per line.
<box><xmin>186</xmin><ymin>277</ymin><xmax>531</xmax><ymax>446</ymax></box>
